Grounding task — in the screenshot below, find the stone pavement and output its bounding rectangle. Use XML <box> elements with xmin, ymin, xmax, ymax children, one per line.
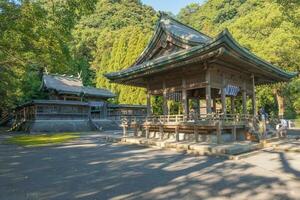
<box><xmin>0</xmin><ymin>131</ymin><xmax>299</xmax><ymax>200</ymax></box>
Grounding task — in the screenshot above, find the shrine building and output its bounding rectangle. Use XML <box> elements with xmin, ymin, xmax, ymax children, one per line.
<box><xmin>105</xmin><ymin>12</ymin><xmax>297</xmax><ymax>143</ymax></box>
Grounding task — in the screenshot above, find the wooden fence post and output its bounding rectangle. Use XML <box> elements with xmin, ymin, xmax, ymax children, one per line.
<box><xmin>216</xmin><ymin>121</ymin><xmax>222</xmax><ymax>144</ymax></box>
<box><xmin>194</xmin><ymin>126</ymin><xmax>199</xmax><ymax>142</ymax></box>
<box><xmin>175</xmin><ymin>126</ymin><xmax>179</xmax><ymax>142</ymax></box>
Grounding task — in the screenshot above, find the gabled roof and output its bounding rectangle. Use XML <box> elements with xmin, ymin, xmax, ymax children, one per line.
<box><xmin>132</xmin><ymin>12</ymin><xmax>212</xmax><ymax>66</ymax></box>
<box><xmin>105</xmin><ymin>13</ymin><xmax>297</xmax><ymax>86</ymax></box>
<box><xmin>42</xmin><ymin>74</ymin><xmax>115</xmax><ymax>98</ymax></box>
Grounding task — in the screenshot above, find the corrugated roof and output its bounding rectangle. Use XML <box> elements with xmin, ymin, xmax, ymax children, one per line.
<box><xmin>42</xmin><ymin>74</ymin><xmax>115</xmax><ymax>98</ymax></box>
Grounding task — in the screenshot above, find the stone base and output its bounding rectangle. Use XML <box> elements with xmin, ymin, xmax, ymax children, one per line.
<box><xmin>122</xmin><ymin>137</ymin><xmax>263</xmax><ymax>157</ymax></box>
<box><xmin>29</xmin><ymin>120</ymin><xmax>92</xmax><ymax>133</ymax></box>
<box><xmin>26</xmin><ymin>119</ymin><xmax>121</xmax><ymax>133</ymax></box>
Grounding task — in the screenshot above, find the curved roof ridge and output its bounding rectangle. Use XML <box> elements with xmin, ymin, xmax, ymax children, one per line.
<box><xmin>159</xmin><ymin>11</ymin><xmax>212</xmax><ymax>42</ymax></box>
<box><xmin>131</xmin><ymin>12</ymin><xmax>213</xmax><ymax>66</ymax></box>
<box><xmin>130</xmin><ymin>18</ymin><xmax>163</xmax><ymax>66</ymax></box>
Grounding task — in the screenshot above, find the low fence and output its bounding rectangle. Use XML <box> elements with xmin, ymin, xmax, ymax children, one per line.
<box><xmin>121</xmin><ymin>113</ymin><xmax>254</xmax><ymax>125</ymax></box>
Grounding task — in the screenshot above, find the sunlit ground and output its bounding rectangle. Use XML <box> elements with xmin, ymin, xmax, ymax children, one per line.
<box><xmin>5</xmin><ymin>133</ymin><xmax>81</xmax><ymax>147</ymax></box>
<box><xmin>0</xmin><ymin>131</ymin><xmax>299</xmax><ymax>200</ymax></box>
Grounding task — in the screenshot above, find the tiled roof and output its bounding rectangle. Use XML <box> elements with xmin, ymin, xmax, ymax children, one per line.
<box><xmin>105</xmin><ymin>13</ymin><xmax>297</xmax><ymax>84</ymax></box>
<box><xmin>42</xmin><ymin>74</ymin><xmax>115</xmax><ymax>98</ymax></box>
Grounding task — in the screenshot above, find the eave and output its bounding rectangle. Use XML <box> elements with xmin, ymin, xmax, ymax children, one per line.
<box><xmin>105</xmin><ymin>29</ymin><xmax>297</xmax><ymax>87</ymax></box>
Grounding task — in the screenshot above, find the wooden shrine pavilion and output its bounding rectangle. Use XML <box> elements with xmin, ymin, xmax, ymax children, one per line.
<box><xmin>12</xmin><ymin>74</ymin><xmax>146</xmax><ymax>133</ymax></box>
<box><xmin>105</xmin><ymin>12</ymin><xmax>297</xmax><ymax>143</ymax></box>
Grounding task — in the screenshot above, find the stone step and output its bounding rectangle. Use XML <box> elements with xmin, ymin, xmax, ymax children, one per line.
<box><xmin>122</xmin><ymin>137</ymin><xmax>263</xmax><ymax>157</ymax></box>
<box><xmin>91</xmin><ymin>119</ymin><xmax>121</xmax><ymax>131</ymax></box>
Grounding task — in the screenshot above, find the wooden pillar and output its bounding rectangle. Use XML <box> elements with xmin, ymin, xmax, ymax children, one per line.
<box><xmin>175</xmin><ymin>126</ymin><xmax>179</xmax><ymax>142</ymax></box>
<box><xmin>205</xmin><ymin>68</ymin><xmax>212</xmax><ymax>114</ymax></box>
<box><xmin>182</xmin><ymin>78</ymin><xmax>188</xmax><ymax>120</ymax></box>
<box><xmin>196</xmin><ymin>98</ymin><xmax>200</xmax><ymax>112</ymax></box>
<box><xmin>163</xmin><ymin>81</ymin><xmax>168</xmax><ymax>116</ymax></box>
<box><xmin>146</xmin><ymin>88</ymin><xmax>152</xmax><ymax>117</ymax></box>
<box><xmin>221</xmin><ymin>74</ymin><xmax>226</xmax><ymax>116</ymax></box>
<box><xmin>233</xmin><ymin>116</ymin><xmax>237</xmax><ymax>141</ymax></box>
<box><xmin>213</xmin><ymin>98</ymin><xmax>217</xmax><ymax>113</ymax></box>
<box><xmin>133</xmin><ymin>125</ymin><xmax>138</xmax><ymax>137</ymax></box>
<box><xmin>242</xmin><ymin>82</ymin><xmax>247</xmax><ymax>115</ymax></box>
<box><xmin>122</xmin><ymin>125</ymin><xmax>127</xmax><ymax>137</ymax></box>
<box><xmin>194</xmin><ymin>127</ymin><xmax>199</xmax><ymax>142</ymax></box>
<box><xmin>216</xmin><ymin>121</ymin><xmax>222</xmax><ymax>144</ymax></box>
<box><xmin>232</xmin><ymin>126</ymin><xmax>237</xmax><ymax>141</ymax></box>
<box><xmin>23</xmin><ymin>108</ymin><xmax>26</xmax><ymax>121</ymax></box>
<box><xmin>251</xmin><ymin>74</ymin><xmax>257</xmax><ymax>117</ymax></box>
<box><xmin>198</xmin><ymin>99</ymin><xmax>201</xmax><ymax>117</ymax></box>
<box><xmin>159</xmin><ymin>125</ymin><xmax>164</xmax><ymax>140</ymax></box>
<box><xmin>187</xmin><ymin>98</ymin><xmax>190</xmax><ymax>117</ymax></box>
<box><xmin>145</xmin><ymin>126</ymin><xmax>150</xmax><ymax>139</ymax></box>
<box><xmin>230</xmin><ymin>96</ymin><xmax>235</xmax><ymax>114</ymax></box>
<box><xmin>195</xmin><ymin>98</ymin><xmax>200</xmax><ymax>118</ymax></box>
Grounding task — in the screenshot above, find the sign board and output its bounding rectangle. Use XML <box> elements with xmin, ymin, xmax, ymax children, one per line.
<box><xmin>89</xmin><ymin>101</ymin><xmax>105</xmax><ymax>107</ymax></box>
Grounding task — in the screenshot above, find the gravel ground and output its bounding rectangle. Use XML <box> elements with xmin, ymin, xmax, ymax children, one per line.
<box><xmin>0</xmin><ymin>132</ymin><xmax>299</xmax><ymax>200</ymax></box>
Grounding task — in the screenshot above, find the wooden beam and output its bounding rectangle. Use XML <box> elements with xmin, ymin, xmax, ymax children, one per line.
<box><xmin>149</xmin><ymin>82</ymin><xmax>208</xmax><ymax>95</ymax></box>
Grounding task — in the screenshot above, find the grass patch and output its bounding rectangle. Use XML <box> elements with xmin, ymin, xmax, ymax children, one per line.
<box><xmin>6</xmin><ymin>132</ymin><xmax>81</xmax><ymax>147</ymax></box>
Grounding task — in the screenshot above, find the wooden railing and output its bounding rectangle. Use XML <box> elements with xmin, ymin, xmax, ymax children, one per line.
<box><xmin>0</xmin><ymin>113</ymin><xmax>12</xmax><ymax>126</ymax></box>
<box><xmin>122</xmin><ymin>113</ymin><xmax>254</xmax><ymax>125</ymax></box>
<box><xmin>10</xmin><ymin>106</ymin><xmax>36</xmax><ymax>131</ymax></box>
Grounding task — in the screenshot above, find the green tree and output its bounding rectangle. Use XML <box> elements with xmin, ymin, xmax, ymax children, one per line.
<box><xmin>73</xmin><ymin>0</ymin><xmax>157</xmax><ymax>104</ymax></box>
<box><xmin>179</xmin><ymin>0</ymin><xmax>300</xmax><ymax>118</ymax></box>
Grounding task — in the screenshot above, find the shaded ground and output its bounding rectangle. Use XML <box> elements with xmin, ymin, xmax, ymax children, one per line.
<box><xmin>0</xmin><ymin>132</ymin><xmax>299</xmax><ymax>200</ymax></box>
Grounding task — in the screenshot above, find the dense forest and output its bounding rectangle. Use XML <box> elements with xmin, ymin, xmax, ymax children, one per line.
<box><xmin>0</xmin><ymin>0</ymin><xmax>299</xmax><ymax>118</ymax></box>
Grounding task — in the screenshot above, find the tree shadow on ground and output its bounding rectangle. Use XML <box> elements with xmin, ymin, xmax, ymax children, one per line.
<box><xmin>0</xmin><ymin>137</ymin><xmax>297</xmax><ymax>200</ymax></box>
<box><xmin>264</xmin><ymin>149</ymin><xmax>300</xmax><ymax>178</ymax></box>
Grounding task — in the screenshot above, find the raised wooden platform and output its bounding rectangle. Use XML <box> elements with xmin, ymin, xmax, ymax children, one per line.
<box><xmin>122</xmin><ymin>114</ymin><xmax>255</xmax><ymax>144</ymax></box>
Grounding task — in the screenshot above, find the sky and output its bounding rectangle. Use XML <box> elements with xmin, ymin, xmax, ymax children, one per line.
<box><xmin>141</xmin><ymin>0</ymin><xmax>204</xmax><ymax>15</ymax></box>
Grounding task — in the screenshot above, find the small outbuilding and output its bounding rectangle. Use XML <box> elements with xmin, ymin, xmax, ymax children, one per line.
<box><xmin>12</xmin><ymin>74</ymin><xmax>146</xmax><ymax>133</ymax></box>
